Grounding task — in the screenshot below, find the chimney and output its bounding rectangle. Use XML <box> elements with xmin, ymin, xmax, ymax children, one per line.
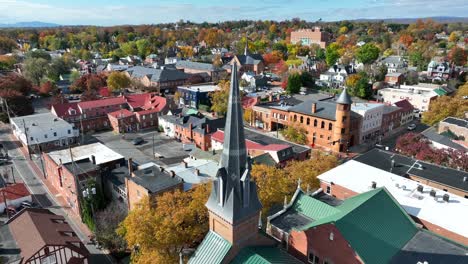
<box><xmin>311</xmin><ymin>103</ymin><xmax>317</xmax><ymax>113</ymax></box>
<box><xmin>194</xmin><ymin>169</ymin><xmax>200</xmax><ymax>176</ymax></box>
<box><xmin>128</xmin><ymin>158</ymin><xmax>133</xmax><ymax>175</ymax></box>
<box><xmin>90</xmin><ymin>155</ymin><xmax>96</xmax><ymax>165</ymax></box>
<box><xmin>170</xmin><ymin>170</ymin><xmax>176</xmax><ymax>177</ymax></box>
<box><xmin>159</xmin><ymin>166</ymin><xmax>164</xmax><ymax>172</ymax></box>
<box><xmin>181</xmin><ymin>161</ymin><xmax>188</xmax><ymax>168</ymax></box>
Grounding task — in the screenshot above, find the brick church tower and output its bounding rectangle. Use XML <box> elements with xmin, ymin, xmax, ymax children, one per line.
<box><xmin>332</xmin><ymin>88</ymin><xmax>352</xmax><ymax>152</ymax></box>
<box><xmin>205</xmin><ymin>62</ymin><xmax>263</xmax><ymax>257</ymax></box>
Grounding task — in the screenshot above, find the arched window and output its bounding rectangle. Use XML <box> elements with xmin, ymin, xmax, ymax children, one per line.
<box><xmin>314</xmin><ymin>119</ymin><xmax>317</xmax><ymax>127</ymax></box>
<box><xmin>300</xmin><ymin>116</ymin><xmax>303</xmax><ymax>123</ymax></box>
<box><xmin>321</xmin><ymin>121</ymin><xmax>325</xmax><ymax>129</ymax></box>
<box><xmin>294</xmin><ymin>115</ymin><xmax>297</xmax><ymax>122</ymax></box>
<box><xmin>306</xmin><ymin>118</ymin><xmax>310</xmax><ymax>125</ymax></box>
<box><xmin>329</xmin><ymin>123</ymin><xmax>333</xmax><ymax>130</ymax></box>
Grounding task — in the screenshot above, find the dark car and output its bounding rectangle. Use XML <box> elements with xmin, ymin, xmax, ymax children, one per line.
<box><xmin>132</xmin><ymin>137</ymin><xmax>144</xmax><ymax>145</ymax></box>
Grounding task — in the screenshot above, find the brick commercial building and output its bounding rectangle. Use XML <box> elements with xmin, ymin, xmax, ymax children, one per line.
<box><xmin>290</xmin><ymin>27</ymin><xmax>330</xmax><ymax>48</ymax></box>
<box><xmin>175</xmin><ymin>60</ymin><xmax>226</xmax><ymax>82</ymax></box>
<box><xmin>51</xmin><ymin>93</ymin><xmax>168</xmax><ymax>134</ymax></box>
<box><xmin>381</xmin><ymin>104</ymin><xmax>403</xmax><ymax>136</ymax></box>
<box><xmin>267</xmin><ymin>185</ymin><xmax>468</xmax><ymax>264</ymax></box>
<box><xmin>393</xmin><ymin>99</ymin><xmax>414</xmax><ymax>126</ymax></box>
<box><xmin>10</xmin><ymin>113</ymin><xmax>79</xmax><ymax>154</ymax></box>
<box><xmin>124</xmin><ymin>163</ymin><xmax>184</xmax><ymax>211</ymax></box>
<box><xmin>318</xmin><ymin>156</ymin><xmax>468</xmax><ymax>245</ymax></box>
<box><xmin>7</xmin><ymin>208</ymin><xmax>90</xmax><ymax>264</ymax></box>
<box><xmin>125</xmin><ymin>65</ymin><xmax>188</xmax><ymax>93</ymax></box>
<box><xmin>43</xmin><ymin>143</ymin><xmax>124</xmax><ymax>217</ymax></box>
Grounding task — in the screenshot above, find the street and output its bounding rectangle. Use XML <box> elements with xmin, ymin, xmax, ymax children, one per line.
<box><xmin>0</xmin><ymin>125</ymin><xmax>113</xmax><ymax>264</ymax></box>
<box><xmin>379</xmin><ymin>121</ymin><xmax>429</xmax><ymax>150</ymax></box>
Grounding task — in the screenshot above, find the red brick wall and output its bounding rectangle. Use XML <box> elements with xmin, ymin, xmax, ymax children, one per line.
<box><xmin>289</xmin><ymin>224</ymin><xmax>363</xmax><ymax>264</ymax></box>
<box><xmin>319</xmin><ymin>181</ymin><xmax>358</xmax><ymax>200</ymax></box>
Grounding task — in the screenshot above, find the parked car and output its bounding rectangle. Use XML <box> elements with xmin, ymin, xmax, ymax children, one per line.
<box><xmin>132</xmin><ymin>137</ymin><xmax>144</xmax><ymax>145</ymax></box>
<box><xmin>407</xmin><ymin>124</ymin><xmax>417</xmax><ymax>131</ymax></box>
<box><xmin>299</xmin><ymin>91</ymin><xmax>307</xmax><ymax>95</ymax></box>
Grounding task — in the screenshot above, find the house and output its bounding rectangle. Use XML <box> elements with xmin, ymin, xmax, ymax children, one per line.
<box><xmin>0</xmin><ymin>183</ymin><xmax>31</xmax><ymax>213</ymax></box>
<box><xmin>125</xmin><ymin>65</ymin><xmax>188</xmax><ymax>92</ymax></box>
<box><xmin>177</xmin><ymin>84</ymin><xmax>219</xmax><ymax>109</ymax></box>
<box><xmin>10</xmin><ymin>113</ymin><xmax>79</xmax><ymax>154</ymax></box>
<box><xmin>229</xmin><ymin>41</ymin><xmax>265</xmax><ymax>75</ymax></box>
<box><xmin>381</xmin><ymin>104</ymin><xmax>403</xmax><ymax>136</ymax></box>
<box><xmin>189</xmin><ymin>63</ymin><xmax>301</xmax><ymax>264</ymax></box>
<box><xmin>380</xmin><ymin>56</ymin><xmax>408</xmax><ymax>73</ymax></box>
<box><xmin>125</xmin><ymin>163</ymin><xmax>183</xmax><ymax>211</ymax></box>
<box><xmin>159</xmin><ymin>114</ymin><xmax>225</xmax><ymax>151</ymax></box>
<box><xmin>43</xmin><ymin>143</ymin><xmax>124</xmax><ymax>217</ymax></box>
<box><xmin>351</xmin><ymin>103</ymin><xmax>385</xmax><ymax>144</ymax></box>
<box><xmin>393</xmin><ymin>99</ymin><xmax>414</xmax><ymax>125</ymax></box>
<box><xmin>175</xmin><ymin>60</ymin><xmax>225</xmax><ymax>82</ymax></box>
<box><xmin>7</xmin><ymin>208</ymin><xmax>89</xmax><ymax>264</ymax></box>
<box><xmin>319</xmin><ymin>64</ymin><xmax>356</xmax><ymax>88</ymax></box>
<box><xmin>320</xmin><ymin>155</ymin><xmax>468</xmax><ymax>244</ymax></box>
<box><xmin>290</xmin><ymin>27</ymin><xmax>330</xmax><ymax>48</ymax></box>
<box><xmin>439</xmin><ymin>117</ymin><xmax>467</xmax><ymax>143</ymax></box>
<box><xmin>421</xmin><ymin>127</ymin><xmax>467</xmax><ymax>151</ymax></box>
<box><xmin>241</xmin><ymin>72</ymin><xmax>268</xmax><ymax>89</ymax></box>
<box><xmin>384</xmin><ymin>72</ymin><xmax>404</xmax><ymax>86</ymax></box>
<box><xmin>267</xmin><ymin>185</ymin><xmax>468</xmax><ymax>263</ymax></box>
<box><xmin>427</xmin><ymin>60</ymin><xmax>453</xmax><ymax>81</ymax></box>
<box><xmin>376</xmin><ymin>84</ymin><xmax>442</xmax><ymax>111</ymax></box>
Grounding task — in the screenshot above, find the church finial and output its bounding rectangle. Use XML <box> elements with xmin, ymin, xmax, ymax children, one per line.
<box><xmin>258</xmin><ymin>211</ymin><xmax>262</xmax><ymax>229</ymax></box>
<box><xmin>297</xmin><ymin>178</ymin><xmax>302</xmax><ymax>190</ymax></box>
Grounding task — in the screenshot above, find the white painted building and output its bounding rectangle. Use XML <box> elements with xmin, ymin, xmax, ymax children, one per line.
<box><xmin>351</xmin><ymin>103</ymin><xmax>385</xmax><ymax>143</ymax></box>
<box><xmin>10</xmin><ymin>113</ymin><xmax>79</xmax><ymax>153</ymax></box>
<box><xmin>376</xmin><ymin>84</ymin><xmax>441</xmax><ymax>111</ymax></box>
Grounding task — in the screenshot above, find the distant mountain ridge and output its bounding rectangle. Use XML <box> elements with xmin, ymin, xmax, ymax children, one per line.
<box><xmin>0</xmin><ymin>21</ymin><xmax>60</xmax><ymax>28</ymax></box>
<box><xmin>348</xmin><ymin>16</ymin><xmax>468</xmax><ymax>24</ymax></box>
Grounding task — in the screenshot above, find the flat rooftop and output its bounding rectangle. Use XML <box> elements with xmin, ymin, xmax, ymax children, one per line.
<box><xmin>317</xmin><ymin>160</ymin><xmax>468</xmax><ymax>239</ymax></box>
<box><xmin>354</xmin><ymin>148</ymin><xmax>468</xmax><ymax>192</ymax></box>
<box><xmin>178</xmin><ymin>84</ymin><xmax>219</xmax><ymax>93</ymax></box>
<box><xmin>47</xmin><ymin>142</ymin><xmax>124</xmax><ymax>166</ymax></box>
<box><xmin>351</xmin><ymin>103</ymin><xmax>385</xmax><ymax>112</ymax></box>
<box><xmin>166</xmin><ymin>157</ymin><xmax>218</xmax><ymax>190</ymax></box>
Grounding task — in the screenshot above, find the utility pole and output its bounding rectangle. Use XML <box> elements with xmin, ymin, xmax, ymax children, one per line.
<box><xmin>37</xmin><ymin>143</ymin><xmax>46</xmax><ymax>179</ymax></box>
<box><xmin>152</xmin><ymin>133</ymin><xmax>155</xmax><ymax>157</ymax></box>
<box><xmin>22</xmin><ymin>119</ymin><xmax>32</xmax><ymax>160</ymax></box>
<box><xmin>10</xmin><ymin>167</ymin><xmax>15</xmax><ymax>184</ymax></box>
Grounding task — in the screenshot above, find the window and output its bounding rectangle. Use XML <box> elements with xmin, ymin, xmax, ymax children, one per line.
<box><xmin>300</xmin><ymin>116</ymin><xmax>303</xmax><ymax>123</ymax></box>
<box><xmin>321</xmin><ymin>121</ymin><xmax>325</xmax><ymax>129</ymax></box>
<box><xmin>44</xmin><ymin>134</ymin><xmax>48</xmax><ymax>139</ymax></box>
<box><xmin>314</xmin><ymin>119</ymin><xmax>317</xmax><ymax>127</ymax></box>
<box><xmin>342</xmin><ymin>115</ymin><xmax>347</xmax><ymax>122</ymax></box>
<box><xmin>326</xmin><ymin>185</ymin><xmax>331</xmax><ymax>194</ymax></box>
<box><xmin>30</xmin><ymin>136</ymin><xmax>34</xmax><ymax>141</ymax></box>
<box><xmin>329</xmin><ymin>232</ymin><xmax>334</xmax><ymax>241</ymax></box>
<box><xmin>67</xmin><ymin>129</ymin><xmax>71</xmax><ymax>134</ymax></box>
<box><xmin>328</xmin><ymin>123</ymin><xmax>332</xmax><ymax>130</ymax></box>
<box><xmin>341</xmin><ymin>128</ymin><xmax>345</xmax><ymax>134</ymax></box>
<box><xmin>308</xmin><ymin>253</ymin><xmax>320</xmax><ymax>264</ymax></box>
<box><xmin>307</xmin><ymin>118</ymin><xmax>310</xmax><ymax>125</ymax></box>
<box><xmin>294</xmin><ymin>115</ymin><xmax>297</xmax><ymax>122</ymax></box>
<box><xmin>41</xmin><ymin>254</ymin><xmax>57</xmax><ymax>264</ymax></box>
<box><xmin>53</xmin><ymin>132</ymin><xmax>57</xmax><ymax>137</ymax></box>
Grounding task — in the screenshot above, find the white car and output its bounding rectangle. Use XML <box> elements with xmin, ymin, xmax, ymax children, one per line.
<box><xmin>299</xmin><ymin>91</ymin><xmax>306</xmax><ymax>95</ymax></box>
<box><xmin>407</xmin><ymin>124</ymin><xmax>417</xmax><ymax>131</ymax></box>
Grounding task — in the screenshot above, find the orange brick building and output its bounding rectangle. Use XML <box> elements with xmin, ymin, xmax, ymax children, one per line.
<box><xmin>290</xmin><ymin>27</ymin><xmax>330</xmax><ymax>48</ymax></box>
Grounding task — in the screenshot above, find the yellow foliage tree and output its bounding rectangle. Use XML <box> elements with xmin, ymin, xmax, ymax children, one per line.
<box><xmin>422</xmin><ymin>82</ymin><xmax>468</xmax><ymax>125</ymax></box>
<box><xmin>243</xmin><ymin>108</ymin><xmax>252</xmax><ymax>125</ymax></box>
<box><xmin>118</xmin><ymin>184</ymin><xmax>211</xmax><ymax>264</ymax></box>
<box><xmin>210</xmin><ymin>80</ymin><xmax>230</xmax><ymax>115</ymax></box>
<box><xmin>448</xmin><ymin>32</ymin><xmax>458</xmax><ymax>42</ymax></box>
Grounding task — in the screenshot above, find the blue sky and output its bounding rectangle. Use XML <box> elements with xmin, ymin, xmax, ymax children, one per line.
<box><xmin>0</xmin><ymin>0</ymin><xmax>467</xmax><ymax>25</ymax></box>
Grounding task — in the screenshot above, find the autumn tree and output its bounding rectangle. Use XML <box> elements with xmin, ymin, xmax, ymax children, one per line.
<box><xmin>448</xmin><ymin>47</ymin><xmax>467</xmax><ymax>66</ymax></box>
<box><xmin>0</xmin><ymin>36</ymin><xmax>17</xmax><ymax>53</ymax></box>
<box><xmin>399</xmin><ymin>34</ymin><xmax>414</xmax><ymax>49</ymax></box>
<box><xmin>281</xmin><ymin>125</ymin><xmax>307</xmax><ymax>145</ymax></box>
<box><xmin>0</xmin><ymin>74</ymin><xmax>34</xmax><ymax>117</ymax></box>
<box><xmin>243</xmin><ymin>108</ymin><xmax>252</xmax><ymax>124</ymax></box>
<box><xmin>325</xmin><ymin>43</ymin><xmax>342</xmax><ymax>66</ymax></box>
<box><xmin>422</xmin><ymin>82</ymin><xmax>468</xmax><ymax>125</ymax></box>
<box><xmin>355</xmin><ymin>43</ymin><xmax>380</xmax><ymax>66</ymax></box>
<box><xmin>448</xmin><ymin>32</ymin><xmax>458</xmax><ymax>42</ymax></box>
<box><xmin>118</xmin><ymin>184</ymin><xmax>210</xmax><ymax>264</ymax></box>
<box><xmin>0</xmin><ymin>55</ymin><xmax>17</xmax><ymax>70</ymax></box>
<box><xmin>107</xmin><ymin>72</ymin><xmax>131</xmax><ymax>92</ymax></box>
<box><xmin>210</xmin><ymin>80</ymin><xmax>230</xmax><ymax>115</ymax></box>
<box><xmin>39</xmin><ymin>81</ymin><xmax>56</xmax><ymax>95</ymax></box>
<box><xmin>71</xmin><ymin>73</ymin><xmax>107</xmax><ymax>93</ymax></box>
<box><xmin>95</xmin><ymin>202</ymin><xmax>127</xmax><ymax>253</ymax></box>
<box><xmin>23</xmin><ymin>57</ymin><xmax>50</xmax><ymax>86</ymax></box>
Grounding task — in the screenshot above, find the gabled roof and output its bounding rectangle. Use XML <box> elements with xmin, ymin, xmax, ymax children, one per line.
<box><xmin>231</xmin><ymin>246</ymin><xmax>303</xmax><ymax>264</ymax></box>
<box><xmin>235</xmin><ymin>54</ymin><xmax>264</xmax><ymax>65</ymax></box>
<box><xmin>290</xmin><ymin>188</ymin><xmax>419</xmax><ymax>264</ymax></box>
<box><xmin>108</xmin><ymin>109</ymin><xmax>134</xmax><ymax>119</ymax></box>
<box><xmin>51</xmin><ymin>102</ymin><xmax>81</xmax><ymax>119</ymax></box>
<box><xmin>175</xmin><ymin>60</ymin><xmax>220</xmax><ymax>71</ymax></box>
<box><xmin>78</xmin><ymin>96</ymin><xmax>126</xmax><ymax>110</ymax></box>
<box><xmin>188</xmin><ymin>231</ymin><xmax>231</xmax><ymax>264</ymax></box>
<box><xmin>421</xmin><ymin>127</ymin><xmax>466</xmax><ymax>151</ymax></box>
<box><xmin>126</xmin><ymin>66</ymin><xmax>188</xmax><ymax>82</ymax></box>
<box><xmin>393</xmin><ymin>99</ymin><xmax>414</xmax><ymax>111</ymax></box>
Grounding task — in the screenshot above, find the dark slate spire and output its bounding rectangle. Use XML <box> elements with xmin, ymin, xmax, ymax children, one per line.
<box><xmin>336</xmin><ymin>87</ymin><xmax>352</xmax><ymax>105</ymax></box>
<box><xmin>206</xmin><ymin>63</ymin><xmax>262</xmax><ymax>224</ymax></box>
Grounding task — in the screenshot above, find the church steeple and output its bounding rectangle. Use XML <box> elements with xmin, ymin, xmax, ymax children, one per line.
<box><xmin>206</xmin><ymin>63</ymin><xmax>262</xmax><ymax>227</ymax></box>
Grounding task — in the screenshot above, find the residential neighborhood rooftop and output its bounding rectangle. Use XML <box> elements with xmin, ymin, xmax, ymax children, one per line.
<box><xmin>46</xmin><ymin>142</ymin><xmax>124</xmax><ymax>166</ymax></box>
<box><xmin>129</xmin><ymin>165</ymin><xmax>183</xmax><ymax>194</ymax></box>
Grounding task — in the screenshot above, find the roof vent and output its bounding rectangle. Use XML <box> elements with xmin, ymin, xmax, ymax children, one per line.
<box><xmin>417</xmin><ymin>185</ymin><xmax>424</xmax><ymax>193</ymax></box>
<box><xmin>430</xmin><ymin>189</ymin><xmax>436</xmax><ymax>197</ymax></box>
<box><xmin>371</xmin><ymin>181</ymin><xmax>377</xmax><ymax>189</ymax></box>
<box><xmin>463</xmin><ymin>177</ymin><xmax>467</xmax><ymax>182</ymax></box>
<box><xmin>442</xmin><ymin>193</ymin><xmax>450</xmax><ymax>202</ymax></box>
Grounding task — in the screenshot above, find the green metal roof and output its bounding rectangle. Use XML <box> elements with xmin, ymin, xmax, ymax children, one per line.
<box><xmin>188</xmin><ymin>231</ymin><xmax>232</xmax><ymax>264</ymax></box>
<box><xmin>434</xmin><ymin>88</ymin><xmax>447</xmax><ymax>96</ymax></box>
<box><xmin>296</xmin><ymin>188</ymin><xmax>419</xmax><ymax>264</ymax></box>
<box><xmin>292</xmin><ymin>192</ymin><xmax>340</xmax><ymax>220</ymax></box>
<box><xmin>230</xmin><ymin>246</ymin><xmax>303</xmax><ymax>264</ymax></box>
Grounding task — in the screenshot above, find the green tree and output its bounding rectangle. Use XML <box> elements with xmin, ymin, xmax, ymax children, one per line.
<box><xmin>281</xmin><ymin>125</ymin><xmax>307</xmax><ymax>144</ymax></box>
<box><xmin>325</xmin><ymin>43</ymin><xmax>342</xmax><ymax>66</ymax></box>
<box><xmin>286</xmin><ymin>73</ymin><xmax>301</xmax><ymax>94</ymax></box>
<box><xmin>300</xmin><ymin>71</ymin><xmax>314</xmax><ymax>88</ymax></box>
<box><xmin>135</xmin><ymin>39</ymin><xmax>151</xmax><ymax>58</ymax></box>
<box><xmin>107</xmin><ymin>72</ymin><xmax>131</xmax><ymax>92</ymax></box>
<box><xmin>355</xmin><ymin>43</ymin><xmax>380</xmax><ymax>65</ymax></box>
<box><xmin>210</xmin><ymin>80</ymin><xmax>230</xmax><ymax>115</ymax></box>
<box><xmin>23</xmin><ymin>57</ymin><xmax>50</xmax><ymax>86</ymax></box>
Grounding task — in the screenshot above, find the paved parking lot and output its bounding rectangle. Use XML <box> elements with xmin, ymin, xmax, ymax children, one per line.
<box><xmin>90</xmin><ymin>130</ymin><xmax>190</xmax><ymax>167</ymax></box>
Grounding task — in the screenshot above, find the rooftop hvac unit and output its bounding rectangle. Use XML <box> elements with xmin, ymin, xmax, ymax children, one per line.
<box><xmin>443</xmin><ymin>193</ymin><xmax>450</xmax><ymax>202</ymax></box>
<box><xmin>429</xmin><ymin>189</ymin><xmax>436</xmax><ymax>197</ymax></box>
<box><xmin>417</xmin><ymin>185</ymin><xmax>424</xmax><ymax>193</ymax></box>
